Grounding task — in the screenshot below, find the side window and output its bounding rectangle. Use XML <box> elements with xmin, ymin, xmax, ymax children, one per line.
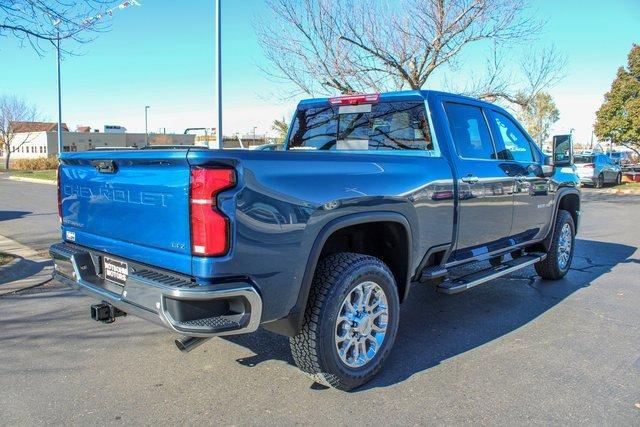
<box><xmin>489</xmin><ymin>111</ymin><xmax>534</xmax><ymax>163</ymax></box>
<box><xmin>444</xmin><ymin>103</ymin><xmax>495</xmax><ymax>160</ymax></box>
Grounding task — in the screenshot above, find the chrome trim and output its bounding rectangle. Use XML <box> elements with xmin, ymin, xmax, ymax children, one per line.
<box><xmin>50</xmin><ymin>243</ymin><xmax>262</xmax><ymax>338</ymax></box>
<box><xmin>158</xmin><ymin>285</ymin><xmax>262</xmax><ymax>337</ymax></box>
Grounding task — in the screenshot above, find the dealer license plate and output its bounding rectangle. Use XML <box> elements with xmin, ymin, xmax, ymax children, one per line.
<box><xmin>103</xmin><ymin>257</ymin><xmax>128</xmax><ymax>286</ymax></box>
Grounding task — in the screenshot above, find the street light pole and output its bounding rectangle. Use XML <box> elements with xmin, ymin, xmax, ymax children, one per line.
<box><xmin>253</xmin><ymin>126</ymin><xmax>257</xmax><ymax>145</ymax></box>
<box><xmin>214</xmin><ymin>0</ymin><xmax>222</xmax><ymax>149</ymax></box>
<box><xmin>49</xmin><ymin>3</ymin><xmax>140</xmax><ymax>156</ymax></box>
<box><xmin>145</xmin><ymin>105</ymin><xmax>150</xmax><ymax>146</ymax></box>
<box><xmin>56</xmin><ymin>30</ymin><xmax>63</xmax><ymax>155</ymax></box>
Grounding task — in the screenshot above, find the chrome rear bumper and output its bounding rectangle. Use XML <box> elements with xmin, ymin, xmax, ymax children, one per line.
<box><xmin>50</xmin><ymin>242</ymin><xmax>262</xmax><ymax>338</ymax></box>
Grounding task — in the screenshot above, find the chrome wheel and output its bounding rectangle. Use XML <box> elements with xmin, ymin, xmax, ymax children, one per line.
<box><xmin>335</xmin><ymin>281</ymin><xmax>389</xmax><ymax>368</ymax></box>
<box><xmin>557</xmin><ymin>223</ymin><xmax>572</xmax><ymax>270</ymax></box>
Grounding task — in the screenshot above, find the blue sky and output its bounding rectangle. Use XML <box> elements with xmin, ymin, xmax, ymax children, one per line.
<box><xmin>1</xmin><ymin>0</ymin><xmax>638</xmax><ymax>144</ymax></box>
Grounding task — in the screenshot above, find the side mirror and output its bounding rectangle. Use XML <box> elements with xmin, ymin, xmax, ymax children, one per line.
<box><xmin>552</xmin><ymin>134</ymin><xmax>573</xmax><ymax>166</ymax></box>
<box><xmin>541</xmin><ymin>155</ymin><xmax>555</xmax><ymax>177</ymax></box>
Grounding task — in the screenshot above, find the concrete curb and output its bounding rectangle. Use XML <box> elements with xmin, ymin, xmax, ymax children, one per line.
<box><xmin>599</xmin><ymin>187</ymin><xmax>640</xmax><ymax>195</ymax></box>
<box><xmin>0</xmin><ymin>235</ymin><xmax>53</xmax><ymax>296</ymax></box>
<box><xmin>8</xmin><ymin>176</ymin><xmax>57</xmax><ymax>185</ymax></box>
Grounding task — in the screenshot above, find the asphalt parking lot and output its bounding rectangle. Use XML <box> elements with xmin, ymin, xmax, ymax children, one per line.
<box><xmin>1</xmin><ymin>176</ymin><xmax>639</xmax><ymax>424</ymax></box>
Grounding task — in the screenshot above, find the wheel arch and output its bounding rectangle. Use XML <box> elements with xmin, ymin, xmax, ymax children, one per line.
<box><xmin>532</xmin><ymin>187</ymin><xmax>580</xmax><ymax>253</ymax></box>
<box><xmin>263</xmin><ymin>212</ymin><xmax>412</xmax><ymax>336</ymax></box>
<box><xmin>557</xmin><ymin>191</ymin><xmax>580</xmax><ymax>233</ymax></box>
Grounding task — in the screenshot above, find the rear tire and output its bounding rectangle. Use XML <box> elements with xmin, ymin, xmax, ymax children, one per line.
<box><xmin>535</xmin><ymin>210</ymin><xmax>575</xmax><ymax>280</ymax></box>
<box><xmin>290</xmin><ymin>252</ymin><xmax>400</xmax><ymax>391</ymax></box>
<box><xmin>595</xmin><ymin>174</ymin><xmax>604</xmax><ymax>189</ymax></box>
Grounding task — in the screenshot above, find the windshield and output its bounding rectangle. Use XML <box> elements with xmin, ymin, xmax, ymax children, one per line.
<box><xmin>287</xmin><ymin>101</ymin><xmax>435</xmax><ymax>153</ymax></box>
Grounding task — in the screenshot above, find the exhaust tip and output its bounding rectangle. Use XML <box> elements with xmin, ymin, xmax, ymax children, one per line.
<box><xmin>175</xmin><ymin>336</ymin><xmax>209</xmax><ymax>353</ymax></box>
<box><xmin>174</xmin><ymin>338</ymin><xmax>188</xmax><ymax>352</ymax></box>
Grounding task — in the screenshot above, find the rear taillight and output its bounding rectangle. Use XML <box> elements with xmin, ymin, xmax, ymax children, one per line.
<box><xmin>189</xmin><ymin>168</ymin><xmax>235</xmax><ymax>256</ymax></box>
<box><xmin>57</xmin><ymin>166</ymin><xmax>62</xmax><ymax>222</ymax></box>
<box><xmin>328</xmin><ymin>93</ymin><xmax>380</xmax><ymax>105</ymax></box>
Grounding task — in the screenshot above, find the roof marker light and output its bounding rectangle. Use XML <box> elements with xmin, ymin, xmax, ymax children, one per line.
<box><xmin>328</xmin><ymin>93</ymin><xmax>380</xmax><ymax>105</ymax></box>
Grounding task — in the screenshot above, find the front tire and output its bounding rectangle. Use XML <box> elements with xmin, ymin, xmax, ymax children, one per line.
<box><xmin>615</xmin><ymin>173</ymin><xmax>622</xmax><ymax>186</ymax></box>
<box><xmin>290</xmin><ymin>252</ymin><xmax>400</xmax><ymax>390</ymax></box>
<box><xmin>535</xmin><ymin>210</ymin><xmax>575</xmax><ymax>280</ymax></box>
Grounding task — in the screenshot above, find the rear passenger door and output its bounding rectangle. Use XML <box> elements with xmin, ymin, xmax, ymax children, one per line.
<box><xmin>486</xmin><ymin>109</ymin><xmax>553</xmax><ymax>244</ymax></box>
<box><xmin>443</xmin><ymin>101</ymin><xmax>515</xmax><ymax>262</ymax></box>
<box><xmin>601</xmin><ymin>155</ymin><xmax>619</xmax><ymax>182</ymax></box>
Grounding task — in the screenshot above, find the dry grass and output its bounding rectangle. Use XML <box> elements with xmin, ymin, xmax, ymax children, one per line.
<box><xmin>12</xmin><ymin>157</ymin><xmax>59</xmax><ymax>171</ymax></box>
<box><xmin>0</xmin><ymin>252</ymin><xmax>15</xmax><ymax>267</ymax></box>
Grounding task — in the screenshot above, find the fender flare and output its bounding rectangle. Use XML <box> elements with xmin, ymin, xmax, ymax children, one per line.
<box><xmin>541</xmin><ymin>187</ymin><xmax>581</xmax><ymax>251</ymax></box>
<box><xmin>263</xmin><ymin>211</ymin><xmax>412</xmax><ymax>336</ymax></box>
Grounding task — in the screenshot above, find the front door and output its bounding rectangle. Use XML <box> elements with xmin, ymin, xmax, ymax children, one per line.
<box><xmin>442</xmin><ymin>101</ymin><xmax>515</xmax><ymax>262</ymax></box>
<box><xmin>486</xmin><ymin>109</ymin><xmax>553</xmax><ymax>244</ymax></box>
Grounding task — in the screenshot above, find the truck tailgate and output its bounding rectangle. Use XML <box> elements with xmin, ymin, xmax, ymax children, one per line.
<box><xmin>59</xmin><ymin>150</ymin><xmax>192</xmax><ymax>274</ymax></box>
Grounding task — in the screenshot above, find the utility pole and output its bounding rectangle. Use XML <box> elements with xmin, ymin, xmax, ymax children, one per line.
<box><xmin>145</xmin><ymin>105</ymin><xmax>150</xmax><ymax>146</ymax></box>
<box><xmin>253</xmin><ymin>126</ymin><xmax>257</xmax><ymax>145</ymax></box>
<box><xmin>213</xmin><ymin>0</ymin><xmax>222</xmax><ymax>149</ymax></box>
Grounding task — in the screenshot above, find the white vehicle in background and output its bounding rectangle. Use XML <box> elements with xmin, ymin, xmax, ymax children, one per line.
<box><xmin>574</xmin><ymin>153</ymin><xmax>622</xmax><ymax>188</ymax></box>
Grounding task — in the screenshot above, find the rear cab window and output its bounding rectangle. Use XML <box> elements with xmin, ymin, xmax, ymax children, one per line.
<box><xmin>287</xmin><ymin>99</ymin><xmax>438</xmax><ymax>155</ymax></box>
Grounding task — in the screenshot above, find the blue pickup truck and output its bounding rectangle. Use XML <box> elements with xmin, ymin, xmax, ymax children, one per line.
<box><xmin>51</xmin><ymin>90</ymin><xmax>580</xmax><ymax>390</ymax></box>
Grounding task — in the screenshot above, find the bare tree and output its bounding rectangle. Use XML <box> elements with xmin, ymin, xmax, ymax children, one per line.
<box><xmin>0</xmin><ymin>0</ymin><xmax>132</xmax><ymax>54</ymax></box>
<box><xmin>0</xmin><ymin>95</ymin><xmax>40</xmax><ymax>169</ymax></box>
<box><xmin>256</xmin><ymin>0</ymin><xmax>564</xmax><ymax>107</ymax></box>
<box><xmin>469</xmin><ymin>45</ymin><xmax>567</xmax><ymax>107</ymax></box>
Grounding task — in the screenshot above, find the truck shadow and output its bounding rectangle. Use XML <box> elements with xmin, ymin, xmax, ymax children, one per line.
<box><xmin>224</xmin><ymin>238</ymin><xmax>638</xmax><ymax>391</ymax></box>
<box><xmin>0</xmin><ymin>210</ymin><xmax>31</xmax><ymax>222</ymax></box>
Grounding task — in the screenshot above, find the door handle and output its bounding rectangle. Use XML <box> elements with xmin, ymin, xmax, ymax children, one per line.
<box><xmin>461</xmin><ymin>175</ymin><xmax>479</xmax><ymax>184</ymax></box>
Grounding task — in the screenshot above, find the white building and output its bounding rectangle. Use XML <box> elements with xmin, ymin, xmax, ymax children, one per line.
<box><xmin>4</xmin><ymin>122</ymin><xmax>195</xmax><ymax>159</ymax></box>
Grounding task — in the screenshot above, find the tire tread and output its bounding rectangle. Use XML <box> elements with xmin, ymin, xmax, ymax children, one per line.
<box><xmin>290</xmin><ymin>252</ymin><xmax>396</xmax><ymax>390</ymax></box>
<box><xmin>535</xmin><ymin>209</ymin><xmax>575</xmax><ymax>280</ymax></box>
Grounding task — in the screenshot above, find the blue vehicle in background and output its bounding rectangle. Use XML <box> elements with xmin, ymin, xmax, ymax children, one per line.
<box><xmin>51</xmin><ymin>90</ymin><xmax>580</xmax><ymax>390</ymax></box>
